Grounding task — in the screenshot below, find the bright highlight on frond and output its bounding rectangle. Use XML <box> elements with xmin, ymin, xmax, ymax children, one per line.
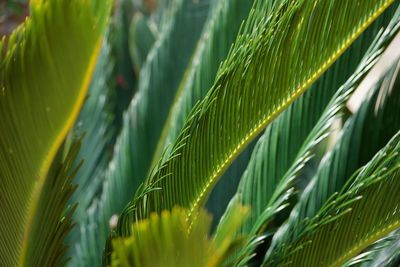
<box><xmin>0</xmin><ymin>0</ymin><xmax>111</xmax><ymax>265</ymax></box>
<box><xmin>110</xmin><ymin>203</ymin><xmax>248</xmax><ymax>267</ymax></box>
<box><xmin>117</xmin><ymin>0</ymin><xmax>396</xmax><ymax>229</ymax></box>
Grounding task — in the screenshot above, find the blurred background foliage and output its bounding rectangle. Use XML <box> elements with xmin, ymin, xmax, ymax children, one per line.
<box><xmin>1</xmin><ymin>0</ymin><xmax>400</xmax><ymax>266</ymax></box>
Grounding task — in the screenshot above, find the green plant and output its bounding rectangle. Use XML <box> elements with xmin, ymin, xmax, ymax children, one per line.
<box><xmin>1</xmin><ymin>0</ymin><xmax>400</xmax><ymax>266</ymax></box>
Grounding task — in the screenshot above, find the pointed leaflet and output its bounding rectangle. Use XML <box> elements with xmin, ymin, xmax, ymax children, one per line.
<box><xmin>266</xmin><ymin>59</ymin><xmax>400</xmax><ymax>265</ymax></box>
<box><xmin>129</xmin><ymin>13</ymin><xmax>156</xmax><ymax>75</ymax></box>
<box><xmin>117</xmin><ymin>0</ymin><xmax>396</xmax><ymax>227</ymax></box>
<box><xmin>69</xmin><ymin>0</ymin><xmax>211</xmax><ymax>265</ymax></box>
<box><xmin>148</xmin><ymin>0</ymin><xmax>254</xmax><ymax>226</ymax></box>
<box><xmin>109</xmin><ymin>207</ymin><xmax>248</xmax><ymax>267</ymax></box>
<box><xmin>363</xmin><ymin>233</ymin><xmax>400</xmax><ymax>267</ymax></box>
<box><xmin>268</xmin><ymin>130</ymin><xmax>400</xmax><ymax>266</ymax></box>
<box><xmin>65</xmin><ymin>35</ymin><xmax>116</xmax><ymax>260</ymax></box>
<box><xmin>218</xmin><ymin>11</ymin><xmax>400</xmax><ymax>264</ymax></box>
<box><xmin>230</xmin><ymin>4</ymin><xmax>397</xmax><ymax>238</ymax></box>
<box><xmin>0</xmin><ymin>0</ymin><xmax>111</xmax><ymax>265</ymax></box>
<box><xmin>343</xmin><ymin>230</ymin><xmax>400</xmax><ymax>266</ymax></box>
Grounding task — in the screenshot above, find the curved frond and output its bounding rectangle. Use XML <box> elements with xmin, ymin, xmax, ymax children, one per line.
<box><xmin>151</xmin><ymin>0</ymin><xmax>253</xmax><ymax>166</ymax></box>
<box><xmin>266</xmin><ymin>59</ymin><xmax>400</xmax><ymax>265</ymax></box>
<box><xmin>0</xmin><ymin>0</ymin><xmax>111</xmax><ymax>265</ymax></box>
<box><xmin>365</xmin><ymin>233</ymin><xmax>400</xmax><ymax>267</ymax></box>
<box><xmin>71</xmin><ymin>0</ymin><xmax>211</xmax><ymax>265</ymax></box>
<box><xmin>343</xmin><ymin>230</ymin><xmax>400</xmax><ymax>267</ymax></box>
<box><xmin>149</xmin><ymin>0</ymin><xmax>255</xmax><ymax>226</ymax></box>
<box><xmin>119</xmin><ymin>0</ymin><xmax>396</xmax><ymax>226</ymax></box>
<box><xmin>234</xmin><ymin>4</ymin><xmax>397</xmax><ymax>238</ymax></box>
<box><xmin>219</xmin><ymin>11</ymin><xmax>400</xmax><ymax>264</ymax></box>
<box><xmin>64</xmin><ymin>34</ymin><xmax>118</xmax><ymax>265</ymax></box>
<box><xmin>69</xmin><ymin>35</ymin><xmax>116</xmax><ymax>224</ymax></box>
<box><xmin>268</xmin><ymin>130</ymin><xmax>400</xmax><ymax>266</ymax></box>
<box><xmin>109</xmin><ymin>206</ymin><xmax>247</xmax><ymax>267</ymax></box>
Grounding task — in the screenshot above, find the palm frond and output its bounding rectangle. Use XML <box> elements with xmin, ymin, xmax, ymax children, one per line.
<box><xmin>343</xmin><ymin>230</ymin><xmax>400</xmax><ymax>267</ymax></box>
<box><xmin>266</xmin><ymin>129</ymin><xmax>400</xmax><ymax>266</ymax></box>
<box><xmin>148</xmin><ymin>0</ymin><xmax>255</xmax><ymax>227</ymax></box>
<box><xmin>69</xmin><ymin>35</ymin><xmax>116</xmax><ymax>226</ymax></box>
<box><xmin>109</xmin><ymin>206</ymin><xmax>247</xmax><ymax>267</ymax></box>
<box><xmin>64</xmin><ymin>34</ymin><xmax>118</xmax><ymax>264</ymax></box>
<box><xmin>70</xmin><ymin>0</ymin><xmax>211</xmax><ymax>265</ymax></box>
<box><xmin>0</xmin><ymin>0</ymin><xmax>111</xmax><ymax>265</ymax></box>
<box><xmin>218</xmin><ymin>11</ymin><xmax>400</xmax><ymax>264</ymax></box>
<box><xmin>232</xmin><ymin>3</ymin><xmax>398</xmax><ymax>238</ymax></box>
<box><xmin>27</xmin><ymin>140</ymin><xmax>82</xmax><ymax>266</ymax></box>
<box><xmin>118</xmin><ymin>0</ymin><xmax>396</xmax><ymax>228</ymax></box>
<box><xmin>364</xmin><ymin>233</ymin><xmax>400</xmax><ymax>267</ymax></box>
<box><xmin>151</xmin><ymin>0</ymin><xmax>253</xmax><ymax>165</ymax></box>
<box><xmin>266</xmin><ymin>58</ymin><xmax>400</xmax><ymax>265</ymax></box>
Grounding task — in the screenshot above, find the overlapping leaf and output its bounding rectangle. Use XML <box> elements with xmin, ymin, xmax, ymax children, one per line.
<box><xmin>344</xmin><ymin>230</ymin><xmax>400</xmax><ymax>267</ymax></box>
<box><xmin>266</xmin><ymin>58</ymin><xmax>400</xmax><ymax>266</ymax></box>
<box><xmin>118</xmin><ymin>0</ymin><xmax>396</xmax><ymax>229</ymax></box>
<box><xmin>69</xmin><ymin>0</ymin><xmax>211</xmax><ymax>265</ymax></box>
<box><xmin>110</xmin><ymin>205</ymin><xmax>248</xmax><ymax>267</ymax></box>
<box><xmin>0</xmin><ymin>0</ymin><xmax>111</xmax><ymax>265</ymax></box>
<box><xmin>268</xmin><ymin>130</ymin><xmax>400</xmax><ymax>266</ymax></box>
<box><xmin>232</xmin><ymin>4</ymin><xmax>397</xmax><ymax>238</ymax></box>
<box><xmin>148</xmin><ymin>0</ymin><xmax>254</xmax><ymax>226</ymax></box>
<box><xmin>218</xmin><ymin>10</ymin><xmax>400</xmax><ymax>264</ymax></box>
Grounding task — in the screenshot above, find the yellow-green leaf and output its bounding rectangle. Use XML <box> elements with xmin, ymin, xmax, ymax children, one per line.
<box><xmin>0</xmin><ymin>0</ymin><xmax>111</xmax><ymax>265</ymax></box>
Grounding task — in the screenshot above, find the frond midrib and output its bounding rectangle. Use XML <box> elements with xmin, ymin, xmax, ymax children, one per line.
<box><xmin>18</xmin><ymin>37</ymin><xmax>102</xmax><ymax>267</ymax></box>
<box><xmin>329</xmin><ymin>220</ymin><xmax>400</xmax><ymax>267</ymax></box>
<box><xmin>186</xmin><ymin>0</ymin><xmax>394</xmax><ymax>217</ymax></box>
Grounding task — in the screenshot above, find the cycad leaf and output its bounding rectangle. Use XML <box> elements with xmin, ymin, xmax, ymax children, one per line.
<box><xmin>69</xmin><ymin>35</ymin><xmax>115</xmax><ymax>224</ymax></box>
<box><xmin>343</xmin><ymin>230</ymin><xmax>400</xmax><ymax>267</ymax></box>
<box><xmin>65</xmin><ymin>34</ymin><xmax>118</xmax><ymax>265</ymax></box>
<box><xmin>120</xmin><ymin>0</ymin><xmax>396</xmax><ymax>224</ymax></box>
<box><xmin>110</xmin><ymin>206</ymin><xmax>248</xmax><ymax>267</ymax></box>
<box><xmin>364</xmin><ymin>232</ymin><xmax>400</xmax><ymax>267</ymax></box>
<box><xmin>219</xmin><ymin>13</ymin><xmax>400</xmax><ymax>263</ymax></box>
<box><xmin>71</xmin><ymin>0</ymin><xmax>211</xmax><ymax>265</ymax></box>
<box><xmin>149</xmin><ymin>0</ymin><xmax>254</xmax><ymax>225</ymax></box>
<box><xmin>231</xmin><ymin>4</ymin><xmax>397</xmax><ymax>239</ymax></box>
<box><xmin>27</xmin><ymin>141</ymin><xmax>81</xmax><ymax>266</ymax></box>
<box><xmin>268</xmin><ymin>130</ymin><xmax>400</xmax><ymax>266</ymax></box>
<box><xmin>266</xmin><ymin>58</ymin><xmax>400</xmax><ymax>265</ymax></box>
<box><xmin>0</xmin><ymin>0</ymin><xmax>111</xmax><ymax>265</ymax></box>
<box><xmin>151</xmin><ymin>0</ymin><xmax>253</xmax><ymax>164</ymax></box>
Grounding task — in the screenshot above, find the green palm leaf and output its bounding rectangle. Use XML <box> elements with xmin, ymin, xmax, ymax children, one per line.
<box><xmin>364</xmin><ymin>233</ymin><xmax>400</xmax><ymax>266</ymax></box>
<box><xmin>218</xmin><ymin>12</ymin><xmax>400</xmax><ymax>264</ymax></box>
<box><xmin>118</xmin><ymin>0</ymin><xmax>396</xmax><ymax>227</ymax></box>
<box><xmin>268</xmin><ymin>129</ymin><xmax>400</xmax><ymax>266</ymax></box>
<box><xmin>150</xmin><ymin>0</ymin><xmax>253</xmax><ymax>165</ymax></box>
<box><xmin>70</xmin><ymin>0</ymin><xmax>211</xmax><ymax>265</ymax></box>
<box><xmin>109</xmin><ymin>204</ymin><xmax>248</xmax><ymax>267</ymax></box>
<box><xmin>69</xmin><ymin>35</ymin><xmax>115</xmax><ymax>225</ymax></box>
<box><xmin>129</xmin><ymin>12</ymin><xmax>156</xmax><ymax>75</ymax></box>
<box><xmin>232</xmin><ymin>5</ymin><xmax>397</xmax><ymax>238</ymax></box>
<box><xmin>266</xmin><ymin>58</ymin><xmax>400</xmax><ymax>265</ymax></box>
<box><xmin>343</xmin><ymin>230</ymin><xmax>400</xmax><ymax>266</ymax></box>
<box><xmin>64</xmin><ymin>34</ymin><xmax>119</xmax><ymax>266</ymax></box>
<box><xmin>0</xmin><ymin>0</ymin><xmax>111</xmax><ymax>265</ymax></box>
<box><xmin>149</xmin><ymin>0</ymin><xmax>254</xmax><ymax>226</ymax></box>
